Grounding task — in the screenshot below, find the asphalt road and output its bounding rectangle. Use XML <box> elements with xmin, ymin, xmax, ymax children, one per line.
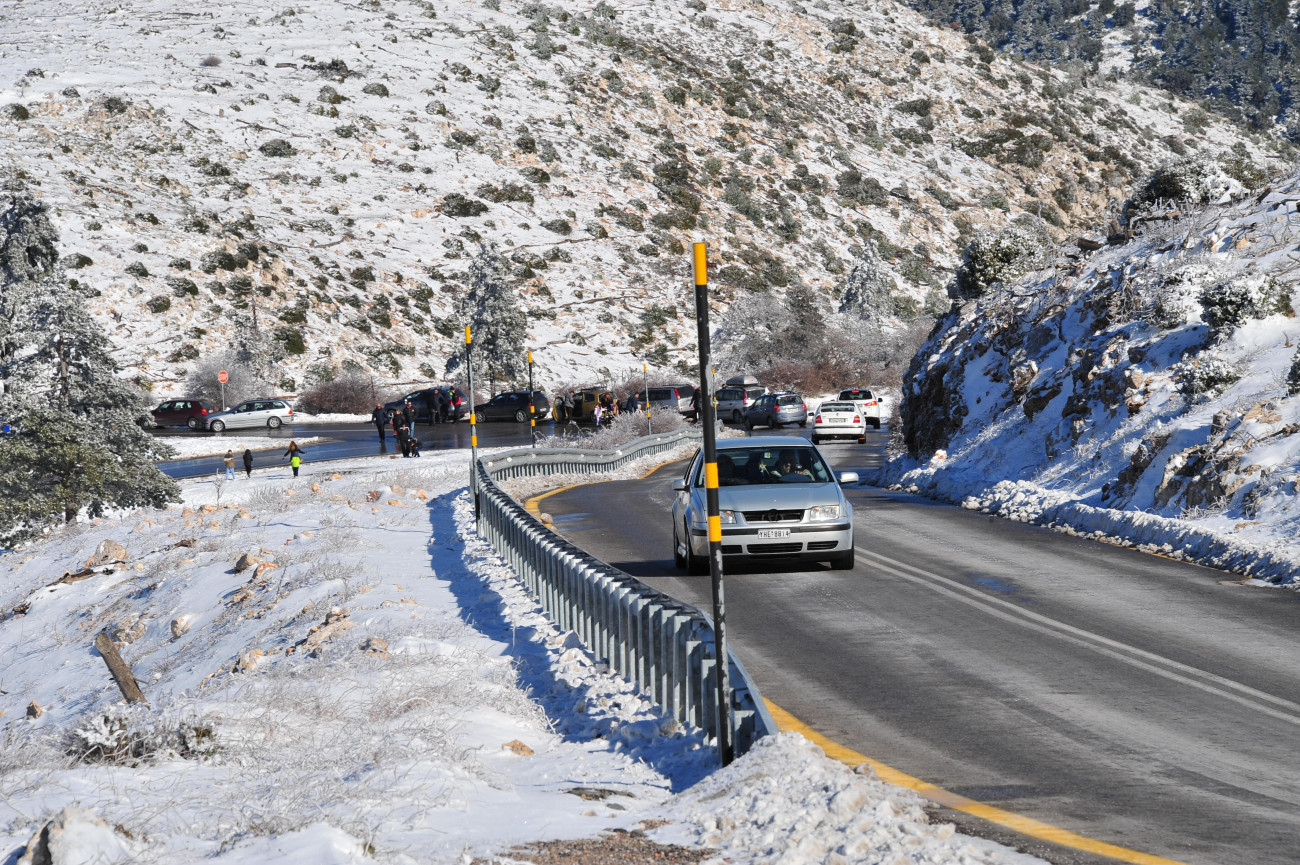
<box><xmin>154</xmin><ymin>419</ymin><xmax>569</xmax><ymax>478</ymax></box>
<box><xmin>539</xmin><ymin>426</ymin><xmax>1300</xmax><ymax>865</ymax></box>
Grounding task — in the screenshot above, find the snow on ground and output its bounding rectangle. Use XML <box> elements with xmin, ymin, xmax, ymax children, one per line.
<box><xmin>0</xmin><ymin>451</ymin><xmax>1043</xmax><ymax>864</ymax></box>
<box><xmin>160</xmin><ymin>433</ymin><xmax>327</xmax><ymax>459</ymax></box>
<box><xmin>881</xmin><ymin>175</ymin><xmax>1300</xmax><ymax>587</ymax></box>
<box><xmin>292</xmin><ymin>413</ymin><xmax>372</xmax><ymax>425</ymax></box>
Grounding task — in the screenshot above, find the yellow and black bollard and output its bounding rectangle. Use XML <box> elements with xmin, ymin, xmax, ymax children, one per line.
<box><xmin>693</xmin><ymin>241</ymin><xmax>733</xmax><ymax>766</ymax></box>
<box><xmin>467</xmin><ymin>325</ymin><xmax>479</xmax><ymax>519</ymax></box>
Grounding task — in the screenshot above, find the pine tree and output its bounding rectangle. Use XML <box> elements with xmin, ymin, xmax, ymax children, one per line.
<box><xmin>838</xmin><ymin>240</ymin><xmax>896</xmax><ymax>324</ymax></box>
<box><xmin>0</xmin><ymin>187</ymin><xmax>179</xmax><ymax>542</ymax></box>
<box><xmin>448</xmin><ymin>245</ymin><xmax>527</xmax><ymax>383</ymax></box>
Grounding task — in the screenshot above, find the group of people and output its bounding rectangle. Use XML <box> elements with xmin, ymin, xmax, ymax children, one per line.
<box><xmin>370</xmin><ymin>401</ymin><xmax>423</xmax><ymax>458</ymax></box>
<box><xmin>553</xmin><ymin>391</ymin><xmax>644</xmax><ymax>426</ymax></box>
<box><xmin>221</xmin><ymin>441</ymin><xmax>308</xmax><ymax>479</ymax></box>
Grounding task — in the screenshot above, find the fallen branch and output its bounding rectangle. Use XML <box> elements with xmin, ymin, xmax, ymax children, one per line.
<box><xmin>94</xmin><ymin>632</ymin><xmax>148</xmax><ymax>705</ymax></box>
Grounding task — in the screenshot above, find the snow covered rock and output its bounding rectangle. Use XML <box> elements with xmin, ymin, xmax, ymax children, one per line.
<box><xmin>84</xmin><ymin>540</ymin><xmax>127</xmax><ymax>568</ymax></box>
<box><xmin>17</xmin><ymin>808</ymin><xmax>133</xmax><ymax>865</ymax></box>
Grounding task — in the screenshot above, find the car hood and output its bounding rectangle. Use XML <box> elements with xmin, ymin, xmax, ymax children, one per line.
<box><xmin>713</xmin><ymin>483</ymin><xmax>842</xmax><ymax>510</ymax></box>
<box><xmin>206</xmin><ymin>409</ymin><xmax>237</xmax><ymax>420</ymax></box>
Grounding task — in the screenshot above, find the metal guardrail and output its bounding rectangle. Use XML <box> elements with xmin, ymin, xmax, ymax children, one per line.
<box><xmin>474</xmin><ymin>428</ymin><xmax>777</xmax><ymax>756</ymax></box>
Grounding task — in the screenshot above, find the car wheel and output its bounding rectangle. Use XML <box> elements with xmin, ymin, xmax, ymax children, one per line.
<box><xmin>857</xmin><ymin>435</ymin><xmax>866</xmax><ymax>445</ymax></box>
<box><xmin>210</xmin><ymin>420</ymin><xmax>225</xmax><ymax>433</ymax></box>
<box><xmin>799</xmin><ymin>419</ymin><xmax>807</xmax><ymax>428</ymax></box>
<box><xmin>514</xmin><ymin>409</ymin><xmax>527</xmax><ymax>423</ymax></box>
<box><xmin>732</xmin><ymin>410</ymin><xmax>742</xmax><ymax>423</ymax></box>
<box><xmin>744</xmin><ymin>418</ymin><xmax>754</xmax><ymax>432</ymax></box>
<box><xmin>186</xmin><ymin>417</ymin><xmax>200</xmax><ymax>430</ymax></box>
<box><xmin>673</xmin><ymin>524</ymin><xmax>687</xmax><ymax>569</ymax></box>
<box><xmin>685</xmin><ymin>531</ymin><xmax>707</xmax><ymax>576</ymax></box>
<box><xmin>267</xmin><ymin>417</ymin><xmax>282</xmax><ymax>429</ymax></box>
<box><xmin>811</xmin><ymin>436</ymin><xmax>821</xmax><ymax>445</ymax></box>
<box><xmin>474</xmin><ymin>411</ymin><xmax>486</xmax><ymax>424</ymax></box>
<box><xmin>871</xmin><ymin>419</ymin><xmax>881</xmax><ymax>429</ymax></box>
<box><xmin>830</xmin><ymin>548</ymin><xmax>855</xmax><ymax>570</ymax></box>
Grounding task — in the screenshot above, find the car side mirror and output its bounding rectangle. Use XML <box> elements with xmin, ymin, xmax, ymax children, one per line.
<box><xmin>839</xmin><ymin>472</ymin><xmax>859</xmax><ymax>485</ymax></box>
<box><xmin>672</xmin><ymin>478</ymin><xmax>687</xmax><ymax>492</ymax></box>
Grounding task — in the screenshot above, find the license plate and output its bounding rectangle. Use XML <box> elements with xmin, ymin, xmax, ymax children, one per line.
<box><xmin>757</xmin><ymin>529</ymin><xmax>790</xmax><ymax>539</ymax></box>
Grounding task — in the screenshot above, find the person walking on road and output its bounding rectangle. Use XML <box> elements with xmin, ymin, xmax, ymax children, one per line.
<box><xmin>223</xmin><ymin>450</ymin><xmax>236</xmax><ymax>480</ymax></box>
<box><xmin>433</xmin><ymin>390</ymin><xmax>445</xmax><ymax>425</ymax></box>
<box><xmin>242</xmin><ymin>448</ymin><xmax>254</xmax><ymax>479</ymax></box>
<box><xmin>282</xmin><ymin>441</ymin><xmax>307</xmax><ymax>478</ymax></box>
<box><xmin>371</xmin><ymin>403</ymin><xmax>387</xmax><ymax>443</ymax></box>
<box><xmin>396</xmin><ymin>422</ymin><xmax>412</xmax><ymax>458</ymax></box>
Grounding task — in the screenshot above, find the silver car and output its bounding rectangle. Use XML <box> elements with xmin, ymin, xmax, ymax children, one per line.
<box><xmin>743</xmin><ymin>392</ymin><xmax>807</xmax><ymax>429</ymax></box>
<box><xmin>205</xmin><ymin>398</ymin><xmax>294</xmax><ymax>432</ymax></box>
<box><xmin>715</xmin><ymin>384</ymin><xmax>767</xmax><ymax>423</ymax></box>
<box><xmin>671</xmin><ymin>437</ymin><xmax>858</xmax><ymax>572</ymax></box>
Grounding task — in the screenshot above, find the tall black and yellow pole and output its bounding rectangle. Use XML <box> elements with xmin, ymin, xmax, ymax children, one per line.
<box><xmin>643</xmin><ymin>359</ymin><xmax>651</xmax><ymax>434</ymax></box>
<box><xmin>693</xmin><ymin>241</ymin><xmax>733</xmax><ymax>766</ymax></box>
<box><xmin>527</xmin><ymin>349</ymin><xmax>536</xmax><ymax>447</ymax></box>
<box><xmin>467</xmin><ymin>325</ymin><xmax>479</xmax><ymax>519</ymax></box>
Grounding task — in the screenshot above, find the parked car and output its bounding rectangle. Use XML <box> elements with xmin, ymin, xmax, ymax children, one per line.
<box><xmin>150</xmin><ymin>398</ymin><xmax>215</xmax><ymax>430</ymax></box>
<box><xmin>384</xmin><ymin>386</ymin><xmax>467</xmax><ymax>424</ymax></box>
<box><xmin>744</xmin><ymin>392</ymin><xmax>807</xmax><ymax>429</ymax></box>
<box><xmin>472</xmin><ymin>390</ymin><xmax>551</xmax><ymax>423</ymax></box>
<box><xmin>671</xmin><ymin>437</ymin><xmax>858</xmax><ymax>572</ymax></box>
<box><xmin>634</xmin><ymin>384</ymin><xmax>697</xmax><ymax>419</ymax></box>
<box><xmin>715</xmin><ymin>384</ymin><xmax>767</xmax><ymax>423</ymax></box>
<box><xmin>557</xmin><ymin>389</ymin><xmax>616</xmax><ymax>421</ymax></box>
<box><xmin>837</xmin><ymin>388</ymin><xmax>882</xmax><ymax>429</ymax></box>
<box><xmin>204</xmin><ymin>398</ymin><xmax>294</xmax><ymax>432</ymax></box>
<box><xmin>811</xmin><ymin>401</ymin><xmax>867</xmax><ymax>445</ymax></box>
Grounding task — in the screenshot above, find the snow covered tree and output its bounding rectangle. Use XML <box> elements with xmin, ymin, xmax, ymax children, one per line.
<box><xmin>0</xmin><ymin>187</ymin><xmax>178</xmax><ymax>542</ymax></box>
<box><xmin>838</xmin><ymin>240</ymin><xmax>896</xmax><ymax>324</ymax></box>
<box><xmin>448</xmin><ymin>245</ymin><xmax>527</xmax><ymax>383</ymax></box>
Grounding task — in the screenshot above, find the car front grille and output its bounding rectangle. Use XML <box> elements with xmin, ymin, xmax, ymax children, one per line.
<box><xmin>748</xmin><ymin>542</ymin><xmax>803</xmax><ymax>554</ymax></box>
<box><xmin>721</xmin><ymin>545</ymin><xmax>743</xmax><ymax>555</ymax></box>
<box><xmin>807</xmin><ymin>541</ymin><xmax>839</xmax><ymax>551</ymax></box>
<box><xmin>741</xmin><ymin>509</ymin><xmax>803</xmax><ymax>523</ymax></box>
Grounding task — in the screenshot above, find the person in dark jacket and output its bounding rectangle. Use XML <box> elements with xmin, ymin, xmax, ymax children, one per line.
<box><xmin>690</xmin><ymin>388</ymin><xmax>702</xmax><ymax>422</ymax></box>
<box><xmin>282</xmin><ymin>441</ymin><xmax>306</xmax><ymax>477</ymax></box>
<box><xmin>242</xmin><ymin>448</ymin><xmax>254</xmax><ymax>478</ymax></box>
<box><xmin>396</xmin><ymin>422</ymin><xmax>411</xmax><ymax>458</ymax></box>
<box><xmin>408</xmin><ymin>434</ymin><xmax>422</xmax><ymax>457</ymax></box>
<box><xmin>370</xmin><ymin>403</ymin><xmax>387</xmax><ymax>442</ymax></box>
<box><xmin>432</xmin><ymin>390</ymin><xmax>444</xmax><ymax>424</ymax></box>
<box><xmin>403</xmin><ymin>399</ymin><xmax>415</xmax><ymax>430</ymax></box>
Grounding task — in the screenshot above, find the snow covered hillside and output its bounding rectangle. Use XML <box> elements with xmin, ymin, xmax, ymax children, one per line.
<box><xmin>0</xmin><ymin>0</ymin><xmax>1282</xmax><ymax>394</ymax></box>
<box><xmin>887</xmin><ymin>164</ymin><xmax>1300</xmax><ymax>587</ymax></box>
<box><xmin>0</xmin><ymin>452</ymin><xmax>1046</xmax><ymax>864</ymax></box>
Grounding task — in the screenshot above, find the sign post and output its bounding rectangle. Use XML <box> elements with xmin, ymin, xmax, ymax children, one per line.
<box><xmin>527</xmin><ymin>350</ymin><xmax>536</xmax><ymax>448</ymax></box>
<box><xmin>217</xmin><ymin>369</ymin><xmax>228</xmax><ymax>410</ymax></box>
<box><xmin>692</xmin><ymin>242</ymin><xmax>732</xmax><ymax>766</ymax></box>
<box><xmin>643</xmin><ymin>360</ymin><xmax>651</xmax><ymax>434</ymax></box>
<box><xmin>466</xmin><ymin>327</ymin><xmax>478</xmax><ymax>520</ymax></box>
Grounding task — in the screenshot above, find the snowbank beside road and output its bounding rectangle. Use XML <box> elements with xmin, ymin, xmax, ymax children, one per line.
<box><xmin>160</xmin><ymin>434</ymin><xmax>327</xmax><ymax>460</ymax></box>
<box><xmin>0</xmin><ymin>452</ymin><xmax>1043</xmax><ymax>864</ymax></box>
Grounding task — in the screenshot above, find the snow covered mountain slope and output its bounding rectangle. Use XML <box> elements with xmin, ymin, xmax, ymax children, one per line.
<box><xmin>888</xmin><ymin>170</ymin><xmax>1300</xmax><ymax>586</ymax></box>
<box><xmin>0</xmin><ymin>0</ymin><xmax>1282</xmax><ymax>393</ymax></box>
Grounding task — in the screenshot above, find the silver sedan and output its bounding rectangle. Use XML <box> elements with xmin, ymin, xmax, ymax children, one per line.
<box><xmin>205</xmin><ymin>398</ymin><xmax>295</xmax><ymax>432</ymax></box>
<box><xmin>671</xmin><ymin>437</ymin><xmax>858</xmax><ymax>572</ymax></box>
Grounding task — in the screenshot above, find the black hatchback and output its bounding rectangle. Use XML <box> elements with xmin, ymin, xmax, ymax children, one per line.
<box><xmin>473</xmin><ymin>390</ymin><xmax>551</xmax><ymax>423</ymax></box>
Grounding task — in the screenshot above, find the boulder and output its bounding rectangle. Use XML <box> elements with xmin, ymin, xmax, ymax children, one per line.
<box><xmin>85</xmin><ymin>540</ymin><xmax>127</xmax><ymax>568</ymax></box>
<box><xmin>170</xmin><ymin>614</ymin><xmax>195</xmax><ymax>639</ymax></box>
<box><xmin>17</xmin><ymin>808</ymin><xmax>132</xmax><ymax>865</ymax></box>
<box><xmin>233</xmin><ymin>552</ymin><xmax>261</xmax><ymax>573</ymax></box>
<box><xmin>110</xmin><ymin>615</ymin><xmax>146</xmax><ymax>647</ymax></box>
<box><xmin>26</xmin><ymin>701</ymin><xmax>43</xmax><ymax>719</ymax></box>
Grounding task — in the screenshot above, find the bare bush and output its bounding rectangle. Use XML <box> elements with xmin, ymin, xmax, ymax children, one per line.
<box><xmin>538</xmin><ymin>407</ymin><xmax>688</xmax><ymax>449</ymax></box>
<box><xmin>296</xmin><ymin>373</ymin><xmax>384</xmax><ymax>415</ymax></box>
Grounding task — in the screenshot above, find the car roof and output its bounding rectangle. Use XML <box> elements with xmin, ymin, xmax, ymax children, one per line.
<box><xmin>716</xmin><ymin>436</ymin><xmax>814</xmax><ymax>450</ymax></box>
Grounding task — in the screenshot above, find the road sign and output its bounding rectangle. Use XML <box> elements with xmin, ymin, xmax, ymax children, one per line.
<box><xmin>217</xmin><ymin>370</ymin><xmax>229</xmax><ymax>383</ymax></box>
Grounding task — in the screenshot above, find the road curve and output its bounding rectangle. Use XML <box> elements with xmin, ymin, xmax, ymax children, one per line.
<box><xmin>537</xmin><ymin>429</ymin><xmax>1300</xmax><ymax>865</ymax></box>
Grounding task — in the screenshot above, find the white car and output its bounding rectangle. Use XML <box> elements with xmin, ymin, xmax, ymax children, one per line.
<box><xmin>837</xmin><ymin>388</ymin><xmax>882</xmax><ymax>429</ymax></box>
<box><xmin>671</xmin><ymin>437</ymin><xmax>858</xmax><ymax>572</ymax></box>
<box><xmin>204</xmin><ymin>398</ymin><xmax>294</xmax><ymax>432</ymax></box>
<box><xmin>811</xmin><ymin>401</ymin><xmax>867</xmax><ymax>445</ymax></box>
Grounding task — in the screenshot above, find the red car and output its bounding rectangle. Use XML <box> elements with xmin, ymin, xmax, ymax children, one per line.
<box><xmin>150</xmin><ymin>399</ymin><xmax>214</xmax><ymax>430</ymax></box>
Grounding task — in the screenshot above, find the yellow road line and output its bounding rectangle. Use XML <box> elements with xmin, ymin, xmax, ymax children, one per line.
<box><xmin>522</xmin><ymin>454</ymin><xmax>691</xmax><ymax>520</ymax></box>
<box><xmin>765</xmin><ymin>700</ymin><xmax>1191</xmax><ymax>865</ymax></box>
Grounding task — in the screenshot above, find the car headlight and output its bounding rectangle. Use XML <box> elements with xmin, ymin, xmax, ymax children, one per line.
<box><xmin>720</xmin><ymin>509</ymin><xmax>736</xmax><ymax>524</ymax></box>
<box><xmin>808</xmin><ymin>505</ymin><xmax>840</xmax><ymax>522</ymax></box>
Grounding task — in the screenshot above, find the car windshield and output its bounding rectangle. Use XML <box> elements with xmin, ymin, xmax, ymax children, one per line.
<box><xmin>820</xmin><ymin>402</ymin><xmax>855</xmax><ymax>413</ymax></box>
<box><xmin>695</xmin><ymin>447</ymin><xmax>834</xmax><ymax>486</ymax></box>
